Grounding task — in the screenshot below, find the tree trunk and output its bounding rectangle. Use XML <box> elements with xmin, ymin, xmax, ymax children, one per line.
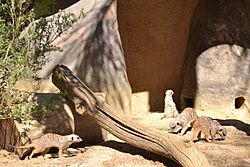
<box><xmin>51</xmin><ymin>65</ymin><xmax>210</xmax><ymax>167</ymax></box>
<box><xmin>0</xmin><ymin>118</ymin><xmax>24</xmax><ymax>156</ymax></box>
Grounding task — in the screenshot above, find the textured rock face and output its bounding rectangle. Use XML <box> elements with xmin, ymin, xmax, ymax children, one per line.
<box><xmin>196</xmin><ymin>45</ymin><xmax>250</xmax><ymax>119</ymax></box>
<box><xmin>181</xmin><ymin>0</ymin><xmax>250</xmax><ymax>120</ymax></box>
<box><xmin>117</xmin><ymin>0</ymin><xmax>198</xmax><ymax>112</ymax></box>
<box><xmin>14</xmin><ymin>0</ymin><xmax>130</xmax><ymax>146</ymax></box>
<box><xmin>40</xmin><ymin>0</ymin><xmax>132</xmax><ymax>114</ymax></box>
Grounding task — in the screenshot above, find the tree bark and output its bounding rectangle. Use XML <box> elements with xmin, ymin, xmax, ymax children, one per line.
<box><xmin>51</xmin><ymin>65</ymin><xmax>210</xmax><ymax>167</ymax></box>
<box><xmin>0</xmin><ymin>118</ymin><xmax>24</xmax><ymax>156</ymax></box>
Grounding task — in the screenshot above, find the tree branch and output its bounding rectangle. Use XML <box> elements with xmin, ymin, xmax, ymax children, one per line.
<box><xmin>51</xmin><ymin>65</ymin><xmax>210</xmax><ymax>167</ymax></box>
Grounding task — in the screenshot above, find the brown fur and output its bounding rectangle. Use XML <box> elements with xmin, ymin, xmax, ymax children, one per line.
<box><xmin>191</xmin><ymin>116</ymin><xmax>227</xmax><ymax>142</ymax></box>
<box><xmin>14</xmin><ymin>133</ymin><xmax>82</xmax><ymax>159</ymax></box>
<box><xmin>169</xmin><ymin>107</ymin><xmax>198</xmax><ymax>135</ymax></box>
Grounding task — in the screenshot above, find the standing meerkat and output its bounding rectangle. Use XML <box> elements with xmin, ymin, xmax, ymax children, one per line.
<box><xmin>191</xmin><ymin>116</ymin><xmax>227</xmax><ymax>142</ymax></box>
<box><xmin>169</xmin><ymin>107</ymin><xmax>198</xmax><ymax>135</ymax></box>
<box><xmin>161</xmin><ymin>90</ymin><xmax>179</xmax><ymax>119</ymax></box>
<box><xmin>13</xmin><ymin>133</ymin><xmax>82</xmax><ymax>159</ymax></box>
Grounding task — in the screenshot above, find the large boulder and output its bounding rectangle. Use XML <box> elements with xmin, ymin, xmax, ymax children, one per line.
<box><xmin>181</xmin><ymin>0</ymin><xmax>250</xmax><ymax>121</ymax></box>
<box><xmin>196</xmin><ymin>45</ymin><xmax>250</xmax><ymax>120</ymax></box>
<box><xmin>39</xmin><ymin>0</ymin><xmax>132</xmax><ymax>114</ymax></box>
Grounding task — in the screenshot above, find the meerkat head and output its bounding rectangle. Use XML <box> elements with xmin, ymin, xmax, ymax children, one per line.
<box><xmin>218</xmin><ymin>126</ymin><xmax>227</xmax><ymax>139</ymax></box>
<box><xmin>169</xmin><ymin>119</ymin><xmax>183</xmax><ymax>133</ymax></box>
<box><xmin>165</xmin><ymin>90</ymin><xmax>174</xmax><ymax>96</ymax></box>
<box><xmin>68</xmin><ymin>134</ymin><xmax>83</xmax><ymax>143</ymax></box>
<box><xmin>211</xmin><ymin>120</ymin><xmax>227</xmax><ymax>140</ymax></box>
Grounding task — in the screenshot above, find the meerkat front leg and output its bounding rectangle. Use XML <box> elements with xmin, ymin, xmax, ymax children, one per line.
<box><xmin>29</xmin><ymin>148</ymin><xmax>41</xmax><ymax>159</ymax></box>
<box><xmin>58</xmin><ymin>148</ymin><xmax>64</xmax><ymax>158</ymax></box>
<box><xmin>191</xmin><ymin>128</ymin><xmax>201</xmax><ymax>141</ymax></box>
<box><xmin>29</xmin><ymin>150</ymin><xmax>36</xmax><ymax>159</ymax></box>
<box><xmin>203</xmin><ymin>129</ymin><xmax>211</xmax><ymax>142</ymax></box>
<box><xmin>41</xmin><ymin>148</ymin><xmax>50</xmax><ymax>159</ymax></box>
<box><xmin>180</xmin><ymin>121</ymin><xmax>191</xmax><ymax>136</ymax></box>
<box><xmin>210</xmin><ymin>128</ymin><xmax>217</xmax><ymax>141</ymax></box>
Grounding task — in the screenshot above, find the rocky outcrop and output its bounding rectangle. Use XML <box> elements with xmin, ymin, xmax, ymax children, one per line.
<box><xmin>196</xmin><ymin>45</ymin><xmax>250</xmax><ymax>119</ymax></box>
<box><xmin>117</xmin><ymin>0</ymin><xmax>198</xmax><ymax>112</ymax></box>
<box><xmin>40</xmin><ymin>0</ymin><xmax>132</xmax><ymax>114</ymax></box>
<box><xmin>181</xmin><ymin>0</ymin><xmax>250</xmax><ymax>120</ymax></box>
<box><xmin>12</xmin><ymin>0</ymin><xmax>131</xmax><ymax>148</ymax></box>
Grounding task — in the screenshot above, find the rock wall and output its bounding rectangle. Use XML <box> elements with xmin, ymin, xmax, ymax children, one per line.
<box><xmin>117</xmin><ymin>0</ymin><xmax>198</xmax><ymax>112</ymax></box>
<box><xmin>196</xmin><ymin>45</ymin><xmax>250</xmax><ymax>119</ymax></box>
<box><xmin>181</xmin><ymin>0</ymin><xmax>250</xmax><ymax>120</ymax></box>
<box><xmin>40</xmin><ymin>0</ymin><xmax>132</xmax><ymax>114</ymax></box>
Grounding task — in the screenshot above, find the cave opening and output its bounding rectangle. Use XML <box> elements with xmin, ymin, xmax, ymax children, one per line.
<box><xmin>234</xmin><ymin>96</ymin><xmax>245</xmax><ymax>109</ymax></box>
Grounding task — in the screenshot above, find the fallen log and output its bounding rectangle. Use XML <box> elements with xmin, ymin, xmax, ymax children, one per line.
<box><xmin>52</xmin><ymin>65</ymin><xmax>210</xmax><ymax>167</ymax></box>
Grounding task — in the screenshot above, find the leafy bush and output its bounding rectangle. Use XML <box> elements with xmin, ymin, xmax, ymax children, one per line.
<box><xmin>0</xmin><ymin>0</ymin><xmax>83</xmax><ymax>123</ymax></box>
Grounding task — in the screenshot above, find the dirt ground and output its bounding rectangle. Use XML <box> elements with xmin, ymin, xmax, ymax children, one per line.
<box><xmin>0</xmin><ymin>112</ymin><xmax>250</xmax><ymax>167</ymax></box>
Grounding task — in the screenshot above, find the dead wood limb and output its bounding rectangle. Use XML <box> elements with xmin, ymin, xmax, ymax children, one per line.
<box><xmin>51</xmin><ymin>65</ymin><xmax>210</xmax><ymax>167</ymax></box>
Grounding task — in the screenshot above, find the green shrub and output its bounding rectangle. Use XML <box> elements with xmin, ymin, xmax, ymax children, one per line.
<box><xmin>0</xmin><ymin>0</ymin><xmax>84</xmax><ymax>123</ymax></box>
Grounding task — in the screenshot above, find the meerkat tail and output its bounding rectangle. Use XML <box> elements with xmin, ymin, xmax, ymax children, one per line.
<box><xmin>12</xmin><ymin>144</ymin><xmax>35</xmax><ymax>149</ymax></box>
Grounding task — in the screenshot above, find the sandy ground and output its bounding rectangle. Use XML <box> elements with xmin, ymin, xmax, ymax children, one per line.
<box><xmin>0</xmin><ymin>112</ymin><xmax>250</xmax><ymax>167</ymax></box>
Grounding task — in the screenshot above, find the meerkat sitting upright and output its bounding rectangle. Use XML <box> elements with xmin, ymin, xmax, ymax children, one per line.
<box><xmin>169</xmin><ymin>107</ymin><xmax>198</xmax><ymax>135</ymax></box>
<box><xmin>161</xmin><ymin>90</ymin><xmax>179</xmax><ymax>119</ymax></box>
<box><xmin>13</xmin><ymin>133</ymin><xmax>83</xmax><ymax>159</ymax></box>
<box><xmin>191</xmin><ymin>116</ymin><xmax>227</xmax><ymax>142</ymax></box>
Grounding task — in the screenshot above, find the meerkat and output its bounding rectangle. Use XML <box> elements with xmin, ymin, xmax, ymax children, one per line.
<box><xmin>191</xmin><ymin>116</ymin><xmax>227</xmax><ymax>142</ymax></box>
<box><xmin>13</xmin><ymin>133</ymin><xmax>82</xmax><ymax>159</ymax></box>
<box><xmin>161</xmin><ymin>90</ymin><xmax>179</xmax><ymax>119</ymax></box>
<box><xmin>169</xmin><ymin>107</ymin><xmax>198</xmax><ymax>135</ymax></box>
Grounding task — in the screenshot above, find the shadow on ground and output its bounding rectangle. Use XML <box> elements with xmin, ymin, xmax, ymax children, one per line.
<box><xmin>216</xmin><ymin>119</ymin><xmax>250</xmax><ymax>136</ymax></box>
<box><xmin>100</xmin><ymin>140</ymin><xmax>181</xmax><ymax>167</ymax></box>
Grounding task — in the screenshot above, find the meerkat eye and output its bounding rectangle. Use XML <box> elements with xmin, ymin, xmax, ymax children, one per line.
<box><xmin>219</xmin><ymin>128</ymin><xmax>223</xmax><ymax>132</ymax></box>
<box><xmin>77</xmin><ymin>137</ymin><xmax>80</xmax><ymax>139</ymax></box>
<box><xmin>176</xmin><ymin>122</ymin><xmax>180</xmax><ymax>126</ymax></box>
<box><xmin>71</xmin><ymin>137</ymin><xmax>74</xmax><ymax>140</ymax></box>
